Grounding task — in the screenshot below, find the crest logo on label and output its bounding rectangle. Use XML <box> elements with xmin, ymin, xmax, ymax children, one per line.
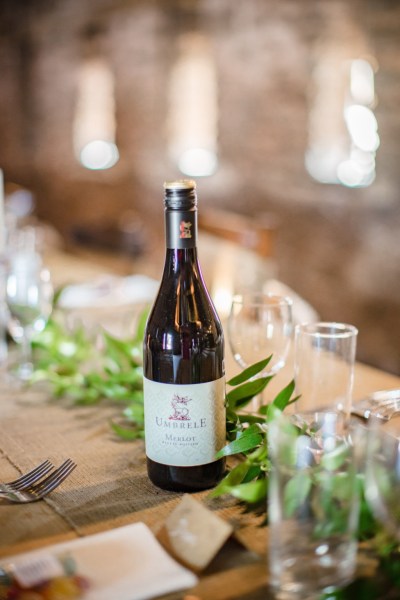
<box><xmin>169</xmin><ymin>394</ymin><xmax>192</xmax><ymax>421</ymax></box>
<box><xmin>179</xmin><ymin>221</ymin><xmax>192</xmax><ymax>239</ymax></box>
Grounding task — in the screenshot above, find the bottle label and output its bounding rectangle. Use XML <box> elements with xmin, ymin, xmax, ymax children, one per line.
<box><xmin>144</xmin><ymin>376</ymin><xmax>226</xmax><ymax>467</ymax></box>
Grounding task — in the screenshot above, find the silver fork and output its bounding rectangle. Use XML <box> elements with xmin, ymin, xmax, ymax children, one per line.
<box><xmin>0</xmin><ymin>460</ymin><xmax>54</xmax><ymax>493</ymax></box>
<box><xmin>351</xmin><ymin>389</ymin><xmax>400</xmax><ymax>421</ymax></box>
<box><xmin>0</xmin><ymin>459</ymin><xmax>77</xmax><ymax>503</ymax></box>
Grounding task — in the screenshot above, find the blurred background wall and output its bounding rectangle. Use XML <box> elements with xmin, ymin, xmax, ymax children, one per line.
<box><xmin>0</xmin><ymin>0</ymin><xmax>399</xmax><ymax>374</ymax></box>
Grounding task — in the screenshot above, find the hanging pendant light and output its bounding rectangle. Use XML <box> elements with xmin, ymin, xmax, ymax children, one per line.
<box><xmin>73</xmin><ymin>57</ymin><xmax>119</xmax><ymax>170</ymax></box>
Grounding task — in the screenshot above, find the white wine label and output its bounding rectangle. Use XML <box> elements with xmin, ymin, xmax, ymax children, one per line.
<box><xmin>144</xmin><ymin>376</ymin><xmax>226</xmax><ymax>467</ymax></box>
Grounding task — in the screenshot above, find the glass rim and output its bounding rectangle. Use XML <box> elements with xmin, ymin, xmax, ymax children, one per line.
<box><xmin>295</xmin><ymin>321</ymin><xmax>358</xmax><ymax>338</ymax></box>
<box><xmin>231</xmin><ymin>292</ymin><xmax>293</xmax><ymax>307</ymax></box>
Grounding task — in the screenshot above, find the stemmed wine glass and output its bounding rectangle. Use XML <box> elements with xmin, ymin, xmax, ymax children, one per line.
<box><xmin>228</xmin><ymin>292</ymin><xmax>293</xmax><ymax>411</ymax></box>
<box><xmin>6</xmin><ymin>257</ymin><xmax>54</xmax><ymax>381</ymax></box>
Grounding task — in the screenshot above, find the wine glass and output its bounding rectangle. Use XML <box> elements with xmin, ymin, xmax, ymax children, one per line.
<box><xmin>228</xmin><ymin>292</ymin><xmax>293</xmax><ymax>410</ymax></box>
<box><xmin>6</xmin><ymin>257</ymin><xmax>54</xmax><ymax>381</ymax></box>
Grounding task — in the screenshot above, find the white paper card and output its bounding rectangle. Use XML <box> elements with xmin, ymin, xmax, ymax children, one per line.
<box><xmin>2</xmin><ymin>522</ymin><xmax>198</xmax><ymax>600</ymax></box>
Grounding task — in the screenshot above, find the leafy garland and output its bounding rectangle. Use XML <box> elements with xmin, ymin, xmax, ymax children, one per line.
<box><xmin>29</xmin><ymin>309</ymin><xmax>400</xmax><ymax>598</ymax></box>
<box><xmin>31</xmin><ymin>311</ymin><xmax>147</xmax><ymax>440</ymax></box>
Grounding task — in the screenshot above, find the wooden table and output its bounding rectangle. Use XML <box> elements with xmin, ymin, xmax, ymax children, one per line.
<box><xmin>1</xmin><ymin>248</ymin><xmax>400</xmax><ymax>599</ymax></box>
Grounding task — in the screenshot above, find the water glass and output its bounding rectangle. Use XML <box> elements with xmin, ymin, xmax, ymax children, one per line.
<box><xmin>364</xmin><ymin>419</ymin><xmax>400</xmax><ymax>540</ymax></box>
<box><xmin>268</xmin><ymin>412</ymin><xmax>360</xmax><ymax>599</ymax></box>
<box><xmin>294</xmin><ymin>322</ymin><xmax>358</xmax><ymax>417</ymax></box>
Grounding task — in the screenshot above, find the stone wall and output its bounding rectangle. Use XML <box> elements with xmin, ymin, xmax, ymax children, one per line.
<box><xmin>0</xmin><ymin>0</ymin><xmax>399</xmax><ymax>374</ymax></box>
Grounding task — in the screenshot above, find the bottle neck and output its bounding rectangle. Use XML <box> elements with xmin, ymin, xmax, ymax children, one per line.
<box><xmin>165</xmin><ymin>207</ymin><xmax>198</xmax><ymax>250</ymax></box>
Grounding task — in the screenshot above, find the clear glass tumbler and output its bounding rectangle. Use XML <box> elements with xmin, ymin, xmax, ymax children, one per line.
<box><xmin>294</xmin><ymin>322</ymin><xmax>358</xmax><ymax>417</ymax></box>
<box><xmin>364</xmin><ymin>419</ymin><xmax>400</xmax><ymax>540</ymax></box>
<box><xmin>268</xmin><ymin>412</ymin><xmax>360</xmax><ymax>599</ymax></box>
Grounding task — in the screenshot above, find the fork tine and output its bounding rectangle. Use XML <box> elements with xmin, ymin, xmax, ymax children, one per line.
<box><xmin>4</xmin><ymin>460</ymin><xmax>53</xmax><ymax>489</ymax></box>
<box><xmin>8</xmin><ymin>460</ymin><xmax>54</xmax><ymax>491</ymax></box>
<box><xmin>37</xmin><ymin>464</ymin><xmax>77</xmax><ymax>497</ymax></box>
<box><xmin>31</xmin><ymin>459</ymin><xmax>76</xmax><ymax>496</ymax></box>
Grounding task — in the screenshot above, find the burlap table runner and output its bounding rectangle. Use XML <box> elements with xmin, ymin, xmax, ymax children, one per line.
<box><xmin>0</xmin><ymin>381</ymin><xmax>266</xmax><ymax>563</ymax></box>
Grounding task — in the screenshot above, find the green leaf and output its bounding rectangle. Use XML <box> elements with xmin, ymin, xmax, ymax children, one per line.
<box><xmin>237</xmin><ymin>414</ymin><xmax>266</xmax><ymax>425</ymax></box>
<box><xmin>226</xmin><ymin>376</ymin><xmax>273</xmax><ymax>410</ymax></box>
<box><xmin>246</xmin><ymin>442</ymin><xmax>268</xmax><ymax>463</ymax></box>
<box><xmin>241</xmin><ymin>423</ymin><xmax>264</xmax><ymax>435</ymax></box>
<box><xmin>258</xmin><ymin>381</ymin><xmax>299</xmax><ymax>415</ymax></box>
<box><xmin>102</xmin><ymin>331</ymin><xmax>134</xmax><ymax>363</ymax></box>
<box><xmin>105</xmin><ymin>369</ymin><xmax>143</xmax><ymax>386</ymax></box>
<box><xmin>266</xmin><ymin>403</ymin><xmax>284</xmax><ymax>423</ymax></box>
<box><xmin>320</xmin><ymin>443</ymin><xmax>350</xmax><ymax>471</ymax></box>
<box><xmin>330</xmin><ymin>472</ymin><xmax>355</xmax><ymax>502</ymax></box>
<box><xmin>53</xmin><ymin>285</ymin><xmax>67</xmax><ymax>308</ymax></box>
<box><xmin>110</xmin><ymin>420</ymin><xmax>145</xmax><ymax>440</ymax></box>
<box><xmin>227</xmin><ymin>356</ymin><xmax>272</xmax><ymax>386</ymax></box>
<box><xmin>123</xmin><ymin>402</ymin><xmax>144</xmax><ymax>424</ymax></box>
<box><xmin>272</xmin><ymin>379</ymin><xmax>295</xmax><ymax>410</ymax></box>
<box><xmin>72</xmin><ymin>388</ymin><xmax>101</xmax><ymax>404</ymax></box>
<box><xmin>230</xmin><ymin>479</ymin><xmax>267</xmax><ymax>504</ymax></box>
<box><xmin>209</xmin><ymin>461</ymin><xmax>251</xmax><ymax>498</ymax></box>
<box><xmin>283</xmin><ymin>471</ymin><xmax>312</xmax><ymax>517</ymax></box>
<box><xmin>215</xmin><ymin>430</ymin><xmax>264</xmax><ymax>458</ymax></box>
<box><xmin>242</xmin><ymin>464</ymin><xmax>263</xmax><ymax>483</ymax></box>
<box><xmin>357</xmin><ymin>478</ymin><xmax>377</xmax><ymax>540</ymax></box>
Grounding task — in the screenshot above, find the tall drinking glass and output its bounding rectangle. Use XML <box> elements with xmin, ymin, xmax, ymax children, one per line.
<box><xmin>294</xmin><ymin>322</ymin><xmax>358</xmax><ymax>417</ymax></box>
<box><xmin>364</xmin><ymin>419</ymin><xmax>400</xmax><ymax>540</ymax></box>
<box><xmin>268</xmin><ymin>411</ymin><xmax>360</xmax><ymax>599</ymax></box>
<box><xmin>6</xmin><ymin>258</ymin><xmax>53</xmax><ymax>381</ymax></box>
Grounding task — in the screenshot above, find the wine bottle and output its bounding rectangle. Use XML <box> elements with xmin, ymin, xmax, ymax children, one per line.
<box><xmin>143</xmin><ymin>179</ymin><xmax>226</xmax><ymax>492</ymax></box>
